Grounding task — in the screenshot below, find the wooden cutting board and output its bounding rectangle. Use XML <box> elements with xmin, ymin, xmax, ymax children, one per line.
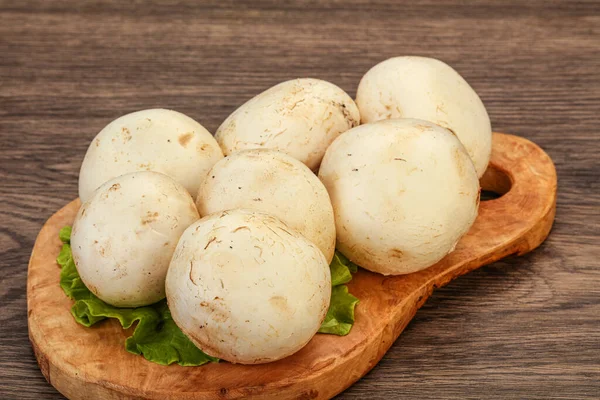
<box><xmin>28</xmin><ymin>132</ymin><xmax>557</xmax><ymax>400</ymax></box>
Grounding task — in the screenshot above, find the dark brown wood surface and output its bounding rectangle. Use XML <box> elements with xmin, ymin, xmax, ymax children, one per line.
<box><xmin>1</xmin><ymin>1</ymin><xmax>598</xmax><ymax>399</ymax></box>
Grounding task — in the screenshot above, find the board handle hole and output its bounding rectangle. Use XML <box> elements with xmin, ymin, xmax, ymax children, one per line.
<box><xmin>479</xmin><ymin>164</ymin><xmax>512</xmax><ymax>201</ymax></box>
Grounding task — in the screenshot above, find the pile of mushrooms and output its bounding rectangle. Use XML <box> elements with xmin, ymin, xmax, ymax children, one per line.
<box><xmin>71</xmin><ymin>56</ymin><xmax>491</xmax><ymax>364</ymax></box>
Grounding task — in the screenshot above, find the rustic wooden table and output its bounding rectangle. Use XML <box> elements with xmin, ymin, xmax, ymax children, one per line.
<box><xmin>1</xmin><ymin>1</ymin><xmax>599</xmax><ymax>399</ymax></box>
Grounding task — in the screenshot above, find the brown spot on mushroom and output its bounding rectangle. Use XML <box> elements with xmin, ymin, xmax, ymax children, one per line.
<box><xmin>269</xmin><ymin>296</ymin><xmax>291</xmax><ymax>314</ymax></box>
<box><xmin>202</xmin><ymin>299</ymin><xmax>229</xmax><ymax>323</ymax></box>
<box><xmin>109</xmin><ymin>183</ymin><xmax>121</xmax><ymax>192</ymax></box>
<box><xmin>188</xmin><ymin>261</ymin><xmax>198</xmax><ymax>285</ymax></box>
<box><xmin>95</xmin><ymin>138</ymin><xmax>100</xmax><ymax>147</ymax></box>
<box><xmin>332</xmin><ymin>100</ymin><xmax>358</xmax><ymax>128</ymax></box>
<box><xmin>178</xmin><ymin>132</ymin><xmax>194</xmax><ymax>147</ymax></box>
<box><xmin>141</xmin><ymin>211</ymin><xmax>159</xmax><ymax>225</ymax></box>
<box><xmin>270</xmin><ymin>128</ymin><xmax>288</xmax><ymax>141</ymax></box>
<box><xmin>286</xmin><ymin>99</ymin><xmax>305</xmax><ymax>111</ymax></box>
<box><xmin>389</xmin><ymin>248</ymin><xmax>404</xmax><ymax>258</ymax></box>
<box><xmin>121</xmin><ymin>127</ymin><xmax>132</xmax><ymax>142</ymax></box>
<box><xmin>197</xmin><ymin>143</ymin><xmax>209</xmax><ymax>152</ymax></box>
<box><xmin>204</xmin><ymin>237</ymin><xmax>217</xmax><ymax>250</ymax></box>
<box><xmin>277</xmin><ymin>159</ymin><xmax>295</xmax><ymax>170</ymax></box>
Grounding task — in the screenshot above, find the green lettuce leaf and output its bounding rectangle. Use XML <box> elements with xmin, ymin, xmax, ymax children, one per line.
<box><xmin>125</xmin><ymin>301</ymin><xmax>217</xmax><ymax>366</ymax></box>
<box><xmin>318</xmin><ymin>250</ymin><xmax>360</xmax><ymax>336</ymax></box>
<box><xmin>58</xmin><ymin>225</ymin><xmax>72</xmax><ymax>244</ymax></box>
<box><xmin>335</xmin><ymin>251</ymin><xmax>358</xmax><ymax>274</ymax></box>
<box><xmin>56</xmin><ymin>227</ymin><xmax>360</xmax><ymax>365</ymax></box>
<box><xmin>329</xmin><ymin>251</ymin><xmax>359</xmax><ymax>286</ymax></box>
<box><xmin>318</xmin><ymin>285</ymin><xmax>360</xmax><ymax>335</ymax></box>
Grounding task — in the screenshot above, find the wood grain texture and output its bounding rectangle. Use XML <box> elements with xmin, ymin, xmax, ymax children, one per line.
<box><xmin>26</xmin><ymin>133</ymin><xmax>557</xmax><ymax>400</ymax></box>
<box><xmin>1</xmin><ymin>0</ymin><xmax>599</xmax><ymax>399</ymax></box>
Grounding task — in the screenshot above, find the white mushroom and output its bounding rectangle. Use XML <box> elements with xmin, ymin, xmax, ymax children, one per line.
<box><xmin>355</xmin><ymin>56</ymin><xmax>492</xmax><ymax>177</ymax></box>
<box><xmin>318</xmin><ymin>118</ymin><xmax>480</xmax><ymax>275</ymax></box>
<box><xmin>166</xmin><ymin>209</ymin><xmax>331</xmax><ymax>364</ymax></box>
<box><xmin>71</xmin><ymin>171</ymin><xmax>200</xmax><ymax>307</ymax></box>
<box><xmin>196</xmin><ymin>149</ymin><xmax>336</xmax><ymax>262</ymax></box>
<box><xmin>78</xmin><ymin>109</ymin><xmax>223</xmax><ymax>202</ymax></box>
<box><xmin>215</xmin><ymin>78</ymin><xmax>360</xmax><ymax>170</ymax></box>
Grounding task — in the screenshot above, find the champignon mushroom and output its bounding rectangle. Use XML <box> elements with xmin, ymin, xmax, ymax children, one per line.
<box><xmin>166</xmin><ymin>209</ymin><xmax>331</xmax><ymax>364</ymax></box>
<box><xmin>318</xmin><ymin>118</ymin><xmax>480</xmax><ymax>275</ymax></box>
<box><xmin>196</xmin><ymin>149</ymin><xmax>336</xmax><ymax>262</ymax></box>
<box><xmin>355</xmin><ymin>56</ymin><xmax>492</xmax><ymax>177</ymax></box>
<box><xmin>71</xmin><ymin>171</ymin><xmax>200</xmax><ymax>307</ymax></box>
<box><xmin>78</xmin><ymin>109</ymin><xmax>223</xmax><ymax>202</ymax></box>
<box><xmin>215</xmin><ymin>78</ymin><xmax>360</xmax><ymax>170</ymax></box>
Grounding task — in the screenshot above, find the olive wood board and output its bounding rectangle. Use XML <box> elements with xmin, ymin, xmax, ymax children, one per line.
<box><xmin>28</xmin><ymin>132</ymin><xmax>557</xmax><ymax>400</ymax></box>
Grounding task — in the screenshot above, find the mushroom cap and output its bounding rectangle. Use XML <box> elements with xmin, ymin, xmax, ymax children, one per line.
<box><xmin>166</xmin><ymin>209</ymin><xmax>331</xmax><ymax>364</ymax></box>
<box><xmin>79</xmin><ymin>108</ymin><xmax>223</xmax><ymax>202</ymax></box>
<box><xmin>356</xmin><ymin>56</ymin><xmax>491</xmax><ymax>177</ymax></box>
<box><xmin>71</xmin><ymin>171</ymin><xmax>200</xmax><ymax>307</ymax></box>
<box><xmin>318</xmin><ymin>118</ymin><xmax>480</xmax><ymax>275</ymax></box>
<box><xmin>196</xmin><ymin>149</ymin><xmax>336</xmax><ymax>262</ymax></box>
<box><xmin>215</xmin><ymin>78</ymin><xmax>360</xmax><ymax>170</ymax></box>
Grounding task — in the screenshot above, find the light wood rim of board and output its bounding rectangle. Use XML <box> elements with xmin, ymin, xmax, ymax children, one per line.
<box><xmin>28</xmin><ymin>132</ymin><xmax>557</xmax><ymax>400</ymax></box>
